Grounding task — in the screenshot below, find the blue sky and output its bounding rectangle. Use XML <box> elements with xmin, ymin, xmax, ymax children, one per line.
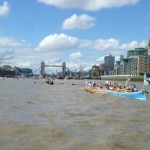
<box><xmin>0</xmin><ymin>0</ymin><xmax>150</xmax><ymax>73</ymax></box>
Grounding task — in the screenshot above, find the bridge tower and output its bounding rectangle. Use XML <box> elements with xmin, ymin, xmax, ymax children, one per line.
<box><xmin>62</xmin><ymin>62</ymin><xmax>66</xmax><ymax>78</ymax></box>
<box><xmin>40</xmin><ymin>61</ymin><xmax>45</xmax><ymax>76</ymax></box>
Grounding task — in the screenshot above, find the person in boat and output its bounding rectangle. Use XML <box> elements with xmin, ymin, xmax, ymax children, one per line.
<box><xmin>97</xmin><ymin>83</ymin><xmax>103</xmax><ymax>89</ymax></box>
<box><xmin>89</xmin><ymin>82</ymin><xmax>92</xmax><ymax>86</ymax></box>
<box><xmin>118</xmin><ymin>82</ymin><xmax>123</xmax><ymax>89</ymax></box>
<box><xmin>131</xmin><ymin>85</ymin><xmax>138</xmax><ymax>92</ymax></box>
<box><xmin>105</xmin><ymin>81</ymin><xmax>110</xmax><ymax>89</ymax></box>
<box><xmin>51</xmin><ymin>80</ymin><xmax>54</xmax><ymax>85</ymax></box>
<box><xmin>126</xmin><ymin>86</ymin><xmax>132</xmax><ymax>92</ymax></box>
<box><xmin>93</xmin><ymin>82</ymin><xmax>96</xmax><ymax>87</ymax></box>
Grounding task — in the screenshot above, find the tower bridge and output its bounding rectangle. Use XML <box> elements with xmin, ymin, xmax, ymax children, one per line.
<box><xmin>40</xmin><ymin>61</ymin><xmax>66</xmax><ymax>77</ymax></box>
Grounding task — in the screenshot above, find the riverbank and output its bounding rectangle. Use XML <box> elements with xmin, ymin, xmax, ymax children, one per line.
<box><xmin>101</xmin><ymin>75</ymin><xmax>144</xmax><ymax>82</ymax></box>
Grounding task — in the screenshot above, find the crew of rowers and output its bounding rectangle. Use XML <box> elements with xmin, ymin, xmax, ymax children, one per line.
<box><xmin>105</xmin><ymin>81</ymin><xmax>138</xmax><ymax>92</ymax></box>
<box><xmin>85</xmin><ymin>81</ymin><xmax>138</xmax><ymax>93</ymax></box>
<box><xmin>86</xmin><ymin>81</ymin><xmax>103</xmax><ymax>89</ymax></box>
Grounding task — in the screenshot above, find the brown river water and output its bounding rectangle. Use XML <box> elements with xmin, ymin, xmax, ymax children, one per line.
<box><xmin>0</xmin><ymin>78</ymin><xmax>150</xmax><ymax>150</ymax></box>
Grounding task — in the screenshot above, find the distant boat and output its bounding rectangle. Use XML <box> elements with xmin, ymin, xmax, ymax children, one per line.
<box><xmin>45</xmin><ymin>80</ymin><xmax>54</xmax><ymax>85</ymax></box>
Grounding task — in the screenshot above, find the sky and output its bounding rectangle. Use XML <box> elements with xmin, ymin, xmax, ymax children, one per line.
<box><xmin>0</xmin><ymin>0</ymin><xmax>150</xmax><ymax>73</ymax></box>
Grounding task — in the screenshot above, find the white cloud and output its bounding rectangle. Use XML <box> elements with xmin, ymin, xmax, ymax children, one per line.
<box><xmin>0</xmin><ymin>36</ymin><xmax>28</xmax><ymax>47</ymax></box>
<box><xmin>65</xmin><ymin>61</ymin><xmax>92</xmax><ymax>72</ymax></box>
<box><xmin>38</xmin><ymin>0</ymin><xmax>140</xmax><ymax>11</ymax></box>
<box><xmin>120</xmin><ymin>41</ymin><xmax>138</xmax><ymax>50</ymax></box>
<box><xmin>0</xmin><ymin>36</ymin><xmax>35</xmax><ymax>68</ymax></box>
<box><xmin>0</xmin><ymin>1</ymin><xmax>9</xmax><ymax>17</ymax></box>
<box><xmin>69</xmin><ymin>51</ymin><xmax>82</xmax><ymax>60</ymax></box>
<box><xmin>0</xmin><ymin>49</ymin><xmax>14</xmax><ymax>61</ymax></box>
<box><xmin>115</xmin><ymin>56</ymin><xmax>120</xmax><ymax>61</ymax></box>
<box><xmin>36</xmin><ymin>33</ymin><xmax>79</xmax><ymax>51</ymax></box>
<box><xmin>62</xmin><ymin>14</ymin><xmax>96</xmax><ymax>30</ymax></box>
<box><xmin>140</xmin><ymin>40</ymin><xmax>147</xmax><ymax>47</ymax></box>
<box><xmin>36</xmin><ymin>34</ymin><xmax>121</xmax><ymax>52</ymax></box>
<box><xmin>15</xmin><ymin>61</ymin><xmax>31</xmax><ymax>68</ymax></box>
<box><xmin>36</xmin><ymin>33</ymin><xmax>148</xmax><ymax>54</ymax></box>
<box><xmin>96</xmin><ymin>56</ymin><xmax>104</xmax><ymax>62</ymax></box>
<box><xmin>120</xmin><ymin>40</ymin><xmax>147</xmax><ymax>50</ymax></box>
<box><xmin>84</xmin><ymin>38</ymin><xmax>119</xmax><ymax>51</ymax></box>
<box><xmin>50</xmin><ymin>57</ymin><xmax>62</xmax><ymax>63</ymax></box>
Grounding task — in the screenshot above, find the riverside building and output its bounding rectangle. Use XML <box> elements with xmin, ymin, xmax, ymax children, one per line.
<box><xmin>127</xmin><ymin>48</ymin><xmax>148</xmax><ymax>75</ymax></box>
<box><xmin>104</xmin><ymin>54</ymin><xmax>115</xmax><ymax>69</ymax></box>
<box><xmin>114</xmin><ymin>39</ymin><xmax>150</xmax><ymax>76</ymax></box>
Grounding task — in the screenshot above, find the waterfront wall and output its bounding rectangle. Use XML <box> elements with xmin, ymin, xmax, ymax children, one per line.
<box><xmin>101</xmin><ymin>75</ymin><xmax>144</xmax><ymax>82</ymax></box>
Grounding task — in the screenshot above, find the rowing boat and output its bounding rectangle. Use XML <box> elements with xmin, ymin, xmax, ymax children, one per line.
<box><xmin>108</xmin><ymin>90</ymin><xmax>147</xmax><ymax>100</ymax></box>
<box><xmin>84</xmin><ymin>87</ymin><xmax>147</xmax><ymax>100</ymax></box>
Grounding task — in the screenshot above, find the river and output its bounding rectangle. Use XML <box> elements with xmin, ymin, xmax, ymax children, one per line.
<box><xmin>0</xmin><ymin>78</ymin><xmax>150</xmax><ymax>150</ymax></box>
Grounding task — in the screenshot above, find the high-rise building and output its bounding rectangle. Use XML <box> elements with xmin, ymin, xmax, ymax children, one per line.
<box><xmin>137</xmin><ymin>56</ymin><xmax>148</xmax><ymax>75</ymax></box>
<box><xmin>127</xmin><ymin>48</ymin><xmax>148</xmax><ymax>75</ymax></box>
<box><xmin>147</xmin><ymin>55</ymin><xmax>150</xmax><ymax>74</ymax></box>
<box><xmin>114</xmin><ymin>55</ymin><xmax>128</xmax><ymax>75</ymax></box>
<box><xmin>104</xmin><ymin>54</ymin><xmax>115</xmax><ymax>69</ymax></box>
<box><xmin>113</xmin><ymin>39</ymin><xmax>150</xmax><ymax>76</ymax></box>
<box><xmin>127</xmin><ymin>48</ymin><xmax>148</xmax><ymax>58</ymax></box>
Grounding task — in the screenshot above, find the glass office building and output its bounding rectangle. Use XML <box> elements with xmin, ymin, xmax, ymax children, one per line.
<box><xmin>104</xmin><ymin>54</ymin><xmax>115</xmax><ymax>69</ymax></box>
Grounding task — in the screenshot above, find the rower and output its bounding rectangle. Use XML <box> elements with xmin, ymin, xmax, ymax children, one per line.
<box><xmin>131</xmin><ymin>85</ymin><xmax>138</xmax><ymax>92</ymax></box>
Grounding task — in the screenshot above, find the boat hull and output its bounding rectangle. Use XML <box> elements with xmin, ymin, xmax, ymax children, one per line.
<box><xmin>84</xmin><ymin>87</ymin><xmax>108</xmax><ymax>94</ymax></box>
<box><xmin>84</xmin><ymin>87</ymin><xmax>147</xmax><ymax>100</ymax></box>
<box><xmin>108</xmin><ymin>91</ymin><xmax>147</xmax><ymax>100</ymax></box>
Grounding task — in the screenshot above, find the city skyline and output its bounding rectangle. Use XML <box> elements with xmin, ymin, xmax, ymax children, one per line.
<box><xmin>0</xmin><ymin>0</ymin><xmax>149</xmax><ymax>73</ymax></box>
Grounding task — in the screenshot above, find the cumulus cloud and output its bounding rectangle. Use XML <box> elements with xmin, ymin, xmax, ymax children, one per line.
<box><xmin>120</xmin><ymin>40</ymin><xmax>147</xmax><ymax>50</ymax></box>
<box><xmin>0</xmin><ymin>36</ymin><xmax>32</xmax><ymax>65</ymax></box>
<box><xmin>80</xmin><ymin>38</ymin><xmax>119</xmax><ymax>51</ymax></box>
<box><xmin>69</xmin><ymin>52</ymin><xmax>82</xmax><ymax>60</ymax></box>
<box><xmin>36</xmin><ymin>33</ymin><xmax>121</xmax><ymax>52</ymax></box>
<box><xmin>0</xmin><ymin>36</ymin><xmax>28</xmax><ymax>47</ymax></box>
<box><xmin>36</xmin><ymin>33</ymin><xmax>79</xmax><ymax>51</ymax></box>
<box><xmin>50</xmin><ymin>57</ymin><xmax>62</xmax><ymax>63</ymax></box>
<box><xmin>62</xmin><ymin>14</ymin><xmax>96</xmax><ymax>30</ymax></box>
<box><xmin>38</xmin><ymin>0</ymin><xmax>139</xmax><ymax>11</ymax></box>
<box><xmin>120</xmin><ymin>41</ymin><xmax>138</xmax><ymax>50</ymax></box>
<box><xmin>96</xmin><ymin>56</ymin><xmax>104</xmax><ymax>62</ymax></box>
<box><xmin>115</xmin><ymin>56</ymin><xmax>121</xmax><ymax>61</ymax></box>
<box><xmin>0</xmin><ymin>1</ymin><xmax>9</xmax><ymax>17</ymax></box>
<box><xmin>15</xmin><ymin>61</ymin><xmax>31</xmax><ymax>68</ymax></box>
<box><xmin>36</xmin><ymin>33</ymin><xmax>147</xmax><ymax>53</ymax></box>
<box><xmin>0</xmin><ymin>49</ymin><xmax>14</xmax><ymax>61</ymax></box>
<box><xmin>64</xmin><ymin>61</ymin><xmax>92</xmax><ymax>72</ymax></box>
<box><xmin>0</xmin><ymin>36</ymin><xmax>35</xmax><ymax>68</ymax></box>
